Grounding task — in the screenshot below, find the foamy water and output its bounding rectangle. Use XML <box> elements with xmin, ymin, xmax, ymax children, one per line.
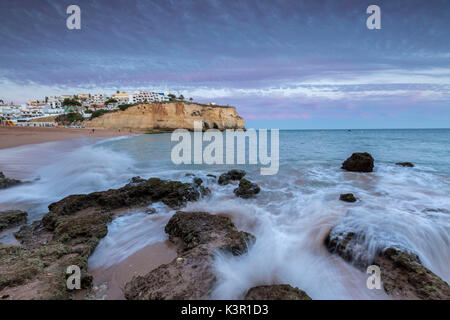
<box><xmin>1</xmin><ymin>129</ymin><xmax>449</xmax><ymax>299</ymax></box>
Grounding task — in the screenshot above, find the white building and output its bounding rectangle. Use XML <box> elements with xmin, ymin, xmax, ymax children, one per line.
<box><xmin>92</xmin><ymin>94</ymin><xmax>107</xmax><ymax>105</ymax></box>
<box><xmin>131</xmin><ymin>91</ymin><xmax>169</xmax><ymax>103</ymax></box>
<box><xmin>111</xmin><ymin>92</ymin><xmax>132</xmax><ymax>105</ymax></box>
<box><xmin>47</xmin><ymin>96</ymin><xmax>62</xmax><ymax>109</ymax></box>
<box><xmin>20</xmin><ymin>103</ymin><xmax>47</xmax><ymax>118</ymax></box>
<box><xmin>0</xmin><ymin>104</ymin><xmax>21</xmax><ymax>119</ymax></box>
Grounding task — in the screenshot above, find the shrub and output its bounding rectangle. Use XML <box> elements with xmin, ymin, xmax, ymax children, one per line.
<box><xmin>118</xmin><ymin>104</ymin><xmax>135</xmax><ymax>111</ymax></box>
<box><xmin>55</xmin><ymin>112</ymin><xmax>83</xmax><ymax>124</ymax></box>
<box><xmin>90</xmin><ymin>109</ymin><xmax>111</xmax><ymax>119</ymax></box>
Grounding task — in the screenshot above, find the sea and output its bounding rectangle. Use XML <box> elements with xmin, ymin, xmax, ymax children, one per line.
<box><xmin>0</xmin><ymin>129</ymin><xmax>449</xmax><ymax>299</ymax></box>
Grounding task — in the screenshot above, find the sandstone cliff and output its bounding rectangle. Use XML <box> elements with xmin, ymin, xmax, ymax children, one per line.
<box><xmin>82</xmin><ymin>102</ymin><xmax>245</xmax><ymax>132</ymax></box>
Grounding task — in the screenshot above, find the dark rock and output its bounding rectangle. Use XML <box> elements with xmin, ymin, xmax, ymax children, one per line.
<box><xmin>129</xmin><ymin>176</ymin><xmax>146</xmax><ymax>185</ymax></box>
<box><xmin>234</xmin><ymin>178</ymin><xmax>260</xmax><ymax>199</ymax></box>
<box><xmin>341</xmin><ymin>153</ymin><xmax>374</xmax><ymax>172</ymax></box>
<box><xmin>193</xmin><ymin>177</ymin><xmax>203</xmax><ymax>186</ymax></box>
<box><xmin>218</xmin><ymin>169</ymin><xmax>246</xmax><ymax>185</ymax></box>
<box><xmin>0</xmin><ymin>210</ymin><xmax>27</xmax><ymax>232</ymax></box>
<box><xmin>325</xmin><ymin>230</ymin><xmax>450</xmax><ymax>300</ymax></box>
<box><xmin>396</xmin><ymin>162</ymin><xmax>414</xmax><ymax>167</ymax></box>
<box><xmin>245</xmin><ymin>284</ymin><xmax>311</xmax><ymax>300</ymax></box>
<box><xmin>339</xmin><ymin>193</ymin><xmax>357</xmax><ymax>203</ymax></box>
<box><xmin>185</xmin><ymin>173</ymin><xmax>195</xmax><ymax>177</ymax></box>
<box><xmin>124</xmin><ymin>211</ymin><xmax>255</xmax><ymax>300</ymax></box>
<box><xmin>44</xmin><ymin>177</ymin><xmax>201</xmax><ymax>230</ymax></box>
<box><xmin>375</xmin><ymin>248</ymin><xmax>450</xmax><ymax>299</ymax></box>
<box><xmin>0</xmin><ymin>177</ymin><xmax>205</xmax><ymax>300</ymax></box>
<box><xmin>0</xmin><ymin>172</ymin><xmax>21</xmax><ymax>189</ymax></box>
<box><xmin>207</xmin><ymin>174</ymin><xmax>217</xmax><ymax>179</ymax></box>
<box><xmin>145</xmin><ymin>207</ymin><xmax>157</xmax><ymax>214</ymax></box>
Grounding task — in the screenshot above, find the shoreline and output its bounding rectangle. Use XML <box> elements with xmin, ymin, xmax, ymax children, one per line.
<box><xmin>0</xmin><ymin>126</ymin><xmax>133</xmax><ymax>150</ymax></box>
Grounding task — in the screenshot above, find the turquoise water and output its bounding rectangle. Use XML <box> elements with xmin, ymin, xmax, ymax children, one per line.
<box><xmin>1</xmin><ymin>129</ymin><xmax>449</xmax><ymax>299</ymax></box>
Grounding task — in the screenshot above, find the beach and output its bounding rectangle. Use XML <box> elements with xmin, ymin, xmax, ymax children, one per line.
<box><xmin>0</xmin><ymin>126</ymin><xmax>131</xmax><ymax>150</ymax></box>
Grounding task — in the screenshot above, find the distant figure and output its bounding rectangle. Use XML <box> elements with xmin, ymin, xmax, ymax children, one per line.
<box><xmin>92</xmin><ymin>128</ymin><xmax>95</xmax><ymax>135</ymax></box>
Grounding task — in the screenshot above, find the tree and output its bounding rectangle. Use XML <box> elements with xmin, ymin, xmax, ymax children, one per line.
<box><xmin>189</xmin><ymin>97</ymin><xmax>193</xmax><ymax>101</ymax></box>
<box><xmin>62</xmin><ymin>98</ymin><xmax>81</xmax><ymax>107</ymax></box>
<box><xmin>178</xmin><ymin>94</ymin><xmax>185</xmax><ymax>101</ymax></box>
<box><xmin>168</xmin><ymin>94</ymin><xmax>176</xmax><ymax>101</ymax></box>
<box><xmin>105</xmin><ymin>98</ymin><xmax>118</xmax><ymax>105</ymax></box>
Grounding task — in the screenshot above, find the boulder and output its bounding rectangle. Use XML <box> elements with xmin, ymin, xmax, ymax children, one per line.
<box><xmin>325</xmin><ymin>230</ymin><xmax>450</xmax><ymax>300</ymax></box>
<box><xmin>124</xmin><ymin>211</ymin><xmax>255</xmax><ymax>300</ymax></box>
<box><xmin>396</xmin><ymin>162</ymin><xmax>414</xmax><ymax>167</ymax></box>
<box><xmin>128</xmin><ymin>176</ymin><xmax>146</xmax><ymax>185</ymax></box>
<box><xmin>339</xmin><ymin>193</ymin><xmax>357</xmax><ymax>203</ymax></box>
<box><xmin>0</xmin><ymin>210</ymin><xmax>27</xmax><ymax>232</ymax></box>
<box><xmin>245</xmin><ymin>284</ymin><xmax>311</xmax><ymax>300</ymax></box>
<box><xmin>44</xmin><ymin>178</ymin><xmax>202</xmax><ymax>229</ymax></box>
<box><xmin>0</xmin><ymin>177</ymin><xmax>205</xmax><ymax>300</ymax></box>
<box><xmin>234</xmin><ymin>178</ymin><xmax>260</xmax><ymax>199</ymax></box>
<box><xmin>341</xmin><ymin>153</ymin><xmax>374</xmax><ymax>172</ymax></box>
<box><xmin>193</xmin><ymin>177</ymin><xmax>203</xmax><ymax>186</ymax></box>
<box><xmin>0</xmin><ymin>172</ymin><xmax>21</xmax><ymax>189</ymax></box>
<box><xmin>218</xmin><ymin>169</ymin><xmax>246</xmax><ymax>185</ymax></box>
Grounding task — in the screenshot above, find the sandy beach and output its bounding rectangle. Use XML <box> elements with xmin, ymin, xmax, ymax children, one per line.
<box><xmin>0</xmin><ymin>126</ymin><xmax>131</xmax><ymax>150</ymax></box>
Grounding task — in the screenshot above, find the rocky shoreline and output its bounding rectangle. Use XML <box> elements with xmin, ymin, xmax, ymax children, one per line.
<box><xmin>0</xmin><ymin>155</ymin><xmax>449</xmax><ymax>300</ymax></box>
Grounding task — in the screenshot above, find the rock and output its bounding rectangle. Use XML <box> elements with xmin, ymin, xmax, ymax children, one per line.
<box><xmin>129</xmin><ymin>176</ymin><xmax>146</xmax><ymax>185</ymax></box>
<box><xmin>206</xmin><ymin>174</ymin><xmax>217</xmax><ymax>179</ymax></box>
<box><xmin>396</xmin><ymin>162</ymin><xmax>414</xmax><ymax>167</ymax></box>
<box><xmin>185</xmin><ymin>173</ymin><xmax>195</xmax><ymax>177</ymax></box>
<box><xmin>145</xmin><ymin>207</ymin><xmax>157</xmax><ymax>214</ymax></box>
<box><xmin>193</xmin><ymin>177</ymin><xmax>203</xmax><ymax>186</ymax></box>
<box><xmin>245</xmin><ymin>284</ymin><xmax>311</xmax><ymax>300</ymax></box>
<box><xmin>234</xmin><ymin>178</ymin><xmax>260</xmax><ymax>199</ymax></box>
<box><xmin>325</xmin><ymin>230</ymin><xmax>450</xmax><ymax>300</ymax></box>
<box><xmin>0</xmin><ymin>177</ymin><xmax>205</xmax><ymax>300</ymax></box>
<box><xmin>124</xmin><ymin>211</ymin><xmax>255</xmax><ymax>300</ymax></box>
<box><xmin>0</xmin><ymin>210</ymin><xmax>28</xmax><ymax>232</ymax></box>
<box><xmin>218</xmin><ymin>169</ymin><xmax>246</xmax><ymax>185</ymax></box>
<box><xmin>339</xmin><ymin>193</ymin><xmax>357</xmax><ymax>203</ymax></box>
<box><xmin>341</xmin><ymin>153</ymin><xmax>374</xmax><ymax>172</ymax></box>
<box><xmin>43</xmin><ymin>178</ymin><xmax>202</xmax><ymax>229</ymax></box>
<box><xmin>0</xmin><ymin>172</ymin><xmax>21</xmax><ymax>189</ymax></box>
<box><xmin>375</xmin><ymin>248</ymin><xmax>450</xmax><ymax>300</ymax></box>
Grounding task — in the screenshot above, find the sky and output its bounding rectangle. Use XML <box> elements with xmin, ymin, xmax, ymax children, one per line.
<box><xmin>0</xmin><ymin>0</ymin><xmax>449</xmax><ymax>129</ymax></box>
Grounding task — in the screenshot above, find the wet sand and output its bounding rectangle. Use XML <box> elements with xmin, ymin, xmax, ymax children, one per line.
<box><xmin>0</xmin><ymin>126</ymin><xmax>131</xmax><ymax>150</ymax></box>
<box><xmin>87</xmin><ymin>241</ymin><xmax>178</xmax><ymax>300</ymax></box>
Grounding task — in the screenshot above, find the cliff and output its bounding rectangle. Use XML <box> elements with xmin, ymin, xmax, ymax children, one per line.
<box><xmin>82</xmin><ymin>102</ymin><xmax>245</xmax><ymax>132</ymax></box>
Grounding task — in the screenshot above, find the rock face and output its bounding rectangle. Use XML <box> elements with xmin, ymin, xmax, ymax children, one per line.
<box><xmin>341</xmin><ymin>153</ymin><xmax>374</xmax><ymax>172</ymax></box>
<box><xmin>339</xmin><ymin>193</ymin><xmax>357</xmax><ymax>203</ymax></box>
<box><xmin>234</xmin><ymin>178</ymin><xmax>261</xmax><ymax>199</ymax></box>
<box><xmin>218</xmin><ymin>169</ymin><xmax>246</xmax><ymax>185</ymax></box>
<box><xmin>124</xmin><ymin>211</ymin><xmax>255</xmax><ymax>300</ymax></box>
<box><xmin>0</xmin><ymin>210</ymin><xmax>27</xmax><ymax>231</ymax></box>
<box><xmin>396</xmin><ymin>162</ymin><xmax>414</xmax><ymax>167</ymax></box>
<box><xmin>325</xmin><ymin>230</ymin><xmax>450</xmax><ymax>300</ymax></box>
<box><xmin>245</xmin><ymin>285</ymin><xmax>311</xmax><ymax>300</ymax></box>
<box><xmin>0</xmin><ymin>172</ymin><xmax>21</xmax><ymax>189</ymax></box>
<box><xmin>83</xmin><ymin>102</ymin><xmax>245</xmax><ymax>131</ymax></box>
<box><xmin>0</xmin><ymin>177</ymin><xmax>205</xmax><ymax>300</ymax></box>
